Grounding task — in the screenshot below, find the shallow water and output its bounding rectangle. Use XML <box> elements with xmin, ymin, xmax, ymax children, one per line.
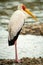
<box><xmin>0</xmin><ymin>1</ymin><xmax>43</xmax><ymax>59</ymax></box>
<box><xmin>0</xmin><ymin>27</ymin><xmax>43</xmax><ymax>59</ymax></box>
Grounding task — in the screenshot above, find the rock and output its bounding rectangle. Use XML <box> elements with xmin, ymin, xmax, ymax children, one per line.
<box><xmin>20</xmin><ymin>23</ymin><xmax>43</xmax><ymax>35</ymax></box>
<box><xmin>40</xmin><ymin>27</ymin><xmax>43</xmax><ymax>35</ymax></box>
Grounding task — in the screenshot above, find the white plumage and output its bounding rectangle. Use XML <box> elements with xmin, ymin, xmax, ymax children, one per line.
<box><xmin>8</xmin><ymin>10</ymin><xmax>27</xmax><ymax>41</ymax></box>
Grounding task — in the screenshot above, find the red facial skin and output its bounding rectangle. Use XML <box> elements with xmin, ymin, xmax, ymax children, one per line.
<box><xmin>22</xmin><ymin>5</ymin><xmax>26</xmax><ymax>10</ymax></box>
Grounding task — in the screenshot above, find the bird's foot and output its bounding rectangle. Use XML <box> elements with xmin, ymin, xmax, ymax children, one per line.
<box><xmin>14</xmin><ymin>59</ymin><xmax>21</xmax><ymax>63</ymax></box>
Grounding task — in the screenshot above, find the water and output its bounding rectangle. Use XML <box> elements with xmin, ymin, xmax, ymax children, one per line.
<box><xmin>0</xmin><ymin>1</ymin><xmax>43</xmax><ymax>59</ymax></box>
<box><xmin>0</xmin><ymin>27</ymin><xmax>43</xmax><ymax>59</ymax></box>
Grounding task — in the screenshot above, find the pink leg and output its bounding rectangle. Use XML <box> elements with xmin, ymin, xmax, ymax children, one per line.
<box><xmin>14</xmin><ymin>41</ymin><xmax>20</xmax><ymax>63</ymax></box>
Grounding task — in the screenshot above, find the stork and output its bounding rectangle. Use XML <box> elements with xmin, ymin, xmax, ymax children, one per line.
<box><xmin>8</xmin><ymin>4</ymin><xmax>37</xmax><ymax>63</ymax></box>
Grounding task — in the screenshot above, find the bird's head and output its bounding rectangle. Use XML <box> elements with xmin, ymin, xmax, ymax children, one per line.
<box><xmin>18</xmin><ymin>4</ymin><xmax>38</xmax><ymax>21</ymax></box>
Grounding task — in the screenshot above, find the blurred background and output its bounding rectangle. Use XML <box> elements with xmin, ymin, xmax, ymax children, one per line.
<box><xmin>0</xmin><ymin>0</ymin><xmax>43</xmax><ymax>30</ymax></box>
<box><xmin>0</xmin><ymin>0</ymin><xmax>43</xmax><ymax>59</ymax></box>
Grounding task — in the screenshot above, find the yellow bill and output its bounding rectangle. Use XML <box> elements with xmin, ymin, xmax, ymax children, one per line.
<box><xmin>25</xmin><ymin>8</ymin><xmax>38</xmax><ymax>21</ymax></box>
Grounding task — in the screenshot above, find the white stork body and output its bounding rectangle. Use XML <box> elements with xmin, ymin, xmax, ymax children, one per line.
<box><xmin>8</xmin><ymin>4</ymin><xmax>37</xmax><ymax>62</ymax></box>
<box><xmin>8</xmin><ymin>10</ymin><xmax>26</xmax><ymax>41</ymax></box>
<box><xmin>8</xmin><ymin>10</ymin><xmax>27</xmax><ymax>46</ymax></box>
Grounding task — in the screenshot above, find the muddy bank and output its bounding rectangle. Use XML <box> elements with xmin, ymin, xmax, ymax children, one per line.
<box><xmin>20</xmin><ymin>23</ymin><xmax>43</xmax><ymax>35</ymax></box>
<box><xmin>0</xmin><ymin>57</ymin><xmax>43</xmax><ymax>65</ymax></box>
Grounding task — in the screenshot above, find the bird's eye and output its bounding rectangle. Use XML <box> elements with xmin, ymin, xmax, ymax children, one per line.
<box><xmin>22</xmin><ymin>5</ymin><xmax>26</xmax><ymax>10</ymax></box>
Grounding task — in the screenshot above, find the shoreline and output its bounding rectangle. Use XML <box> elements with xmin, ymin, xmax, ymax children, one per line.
<box><xmin>20</xmin><ymin>23</ymin><xmax>43</xmax><ymax>36</ymax></box>
<box><xmin>0</xmin><ymin>57</ymin><xmax>43</xmax><ymax>65</ymax></box>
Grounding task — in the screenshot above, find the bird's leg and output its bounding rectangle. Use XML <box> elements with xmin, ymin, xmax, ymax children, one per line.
<box><xmin>15</xmin><ymin>41</ymin><xmax>18</xmax><ymax>61</ymax></box>
<box><xmin>14</xmin><ymin>40</ymin><xmax>20</xmax><ymax>63</ymax></box>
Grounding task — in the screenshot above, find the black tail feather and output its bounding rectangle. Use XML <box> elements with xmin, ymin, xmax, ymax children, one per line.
<box><xmin>8</xmin><ymin>29</ymin><xmax>21</xmax><ymax>46</ymax></box>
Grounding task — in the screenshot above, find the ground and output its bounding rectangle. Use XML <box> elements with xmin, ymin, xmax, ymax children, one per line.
<box><xmin>0</xmin><ymin>57</ymin><xmax>43</xmax><ymax>65</ymax></box>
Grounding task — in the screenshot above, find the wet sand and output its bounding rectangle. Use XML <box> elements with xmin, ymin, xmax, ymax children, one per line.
<box><xmin>0</xmin><ymin>57</ymin><xmax>43</xmax><ymax>65</ymax></box>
